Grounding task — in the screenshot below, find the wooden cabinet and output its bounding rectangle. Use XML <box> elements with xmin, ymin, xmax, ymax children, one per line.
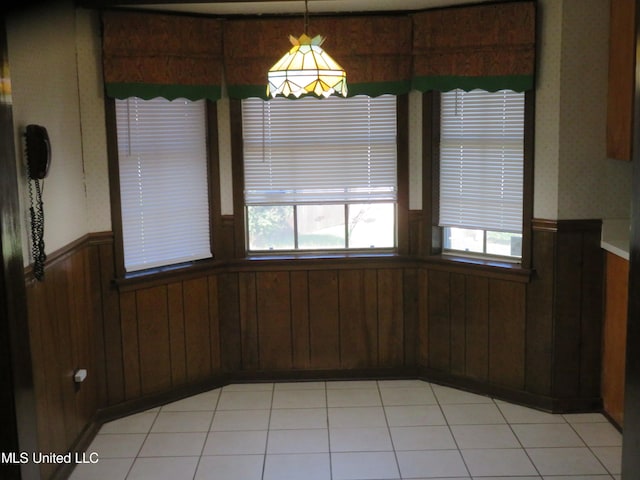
<box><xmin>602</xmin><ymin>251</ymin><xmax>629</xmax><ymax>426</ymax></box>
<box><xmin>607</xmin><ymin>0</ymin><xmax>636</xmax><ymax>161</ymax></box>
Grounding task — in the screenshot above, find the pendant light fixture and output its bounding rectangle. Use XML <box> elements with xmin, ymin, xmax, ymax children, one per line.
<box><xmin>267</xmin><ymin>0</ymin><xmax>347</xmax><ymax>98</ymax></box>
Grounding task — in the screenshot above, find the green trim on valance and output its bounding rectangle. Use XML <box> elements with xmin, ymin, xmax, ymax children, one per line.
<box><xmin>227</xmin><ymin>80</ymin><xmax>412</xmax><ymax>100</ymax></box>
<box><xmin>411</xmin><ymin>75</ymin><xmax>534</xmax><ymax>93</ymax></box>
<box><xmin>105</xmin><ymin>83</ymin><xmax>222</xmax><ymax>101</ymax></box>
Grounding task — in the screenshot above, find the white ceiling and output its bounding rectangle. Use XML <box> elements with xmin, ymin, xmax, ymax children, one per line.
<box><xmin>119</xmin><ymin>0</ymin><xmax>495</xmax><ymax>16</ymax></box>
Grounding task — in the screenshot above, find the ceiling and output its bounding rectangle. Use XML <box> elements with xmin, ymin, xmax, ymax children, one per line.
<box><xmin>107</xmin><ymin>0</ymin><xmax>496</xmax><ymax>16</ymax></box>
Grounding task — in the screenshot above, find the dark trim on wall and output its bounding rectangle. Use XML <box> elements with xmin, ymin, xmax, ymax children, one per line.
<box><xmin>0</xmin><ymin>19</ymin><xmax>40</xmax><ymax>480</ymax></box>
<box><xmin>622</xmin><ymin>0</ymin><xmax>640</xmax><ymax>475</ymax></box>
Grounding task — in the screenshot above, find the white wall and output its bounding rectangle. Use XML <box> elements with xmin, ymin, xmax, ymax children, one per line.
<box><xmin>535</xmin><ymin>0</ymin><xmax>632</xmax><ymax>221</ymax></box>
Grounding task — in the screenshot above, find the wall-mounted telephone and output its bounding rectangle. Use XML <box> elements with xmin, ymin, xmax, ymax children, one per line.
<box><xmin>25</xmin><ymin>124</ymin><xmax>51</xmax><ymax>179</ymax></box>
<box><xmin>24</xmin><ymin>124</ymin><xmax>50</xmax><ymax>281</ymax></box>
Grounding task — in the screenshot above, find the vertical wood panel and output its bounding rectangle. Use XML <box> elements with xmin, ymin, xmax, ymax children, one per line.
<box><xmin>428</xmin><ymin>270</ymin><xmax>451</xmax><ymax>371</ymax></box>
<box><xmin>339</xmin><ymin>270</ymin><xmax>376</xmax><ymax>369</ymax></box>
<box><xmin>465</xmin><ymin>276</ymin><xmax>489</xmax><ymax>382</ymax></box>
<box><xmin>449</xmin><ymin>273</ymin><xmax>466</xmax><ymax>376</ymax></box>
<box><xmin>239</xmin><ymin>272</ymin><xmax>259</xmax><ymax>369</ymax></box>
<box><xmin>489</xmin><ymin>280</ymin><xmax>526</xmax><ymax>390</ymax></box>
<box><xmin>525</xmin><ymin>229</ymin><xmax>555</xmax><ymax>396</ymax></box>
<box><xmin>218</xmin><ymin>273</ymin><xmax>242</xmax><ymax>372</ymax></box>
<box><xmin>378</xmin><ymin>269</ymin><xmax>403</xmax><ymax>367</ymax></box>
<box><xmin>290</xmin><ymin>271</ymin><xmax>311</xmax><ymax>369</ymax></box>
<box><xmin>308</xmin><ymin>270</ymin><xmax>340</xmax><ymax>369</ymax></box>
<box><xmin>209</xmin><ymin>275</ymin><xmax>221</xmax><ymax>371</ymax></box>
<box><xmin>183</xmin><ymin>278</ymin><xmax>212</xmax><ymax>381</ymax></box>
<box><xmin>137</xmin><ymin>286</ymin><xmax>171</xmax><ymax>395</ymax></box>
<box><xmin>87</xmin><ymin>245</ymin><xmax>108</xmax><ymax>409</ymax></box>
<box><xmin>257</xmin><ymin>271</ymin><xmax>292</xmax><ymax>370</ymax></box>
<box><xmin>167</xmin><ymin>282</ymin><xmax>187</xmax><ymax>386</ymax></box>
<box><xmin>98</xmin><ymin>243</ymin><xmax>124</xmax><ymax>405</ymax></box>
<box><xmin>403</xmin><ymin>268</ymin><xmax>419</xmax><ymax>367</ymax></box>
<box><xmin>579</xmin><ymin>232</ymin><xmax>604</xmax><ymax>398</ymax></box>
<box><xmin>417</xmin><ymin>268</ymin><xmax>429</xmax><ymax>366</ymax></box>
<box><xmin>553</xmin><ymin>232</ymin><xmax>583</xmax><ymax>397</ymax></box>
<box><xmin>120</xmin><ymin>290</ymin><xmax>141</xmax><ymax>399</ymax></box>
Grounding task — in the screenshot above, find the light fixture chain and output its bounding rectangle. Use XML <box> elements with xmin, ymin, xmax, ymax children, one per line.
<box><xmin>304</xmin><ymin>0</ymin><xmax>309</xmax><ymax>34</ymax></box>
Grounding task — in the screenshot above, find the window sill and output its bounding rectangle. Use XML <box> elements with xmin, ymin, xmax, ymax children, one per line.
<box><xmin>423</xmin><ymin>254</ymin><xmax>533</xmax><ymax>283</ymax></box>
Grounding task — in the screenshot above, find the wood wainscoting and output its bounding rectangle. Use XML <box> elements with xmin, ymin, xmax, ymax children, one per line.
<box><xmin>24</xmin><ymin>218</ymin><xmax>604</xmax><ymax>479</ymax></box>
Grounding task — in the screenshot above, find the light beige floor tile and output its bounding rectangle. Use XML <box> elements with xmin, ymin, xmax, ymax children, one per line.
<box><xmin>451</xmin><ymin>424</ymin><xmax>520</xmax><ymax>449</ymax></box>
<box><xmin>138</xmin><ymin>432</ymin><xmax>207</xmax><ymax>457</ymax></box>
<box><xmin>267</xmin><ymin>428</ymin><xmax>329</xmax><ymax>454</ymax></box>
<box><xmin>161</xmin><ymin>389</ymin><xmax>221</xmax><ymax>412</ymax></box>
<box><xmin>461</xmin><ymin>448</ymin><xmax>538</xmax><ymax>477</ymax></box>
<box><xmin>496</xmin><ymin>402</ymin><xmax>566</xmax><ymax>424</ymax></box>
<box><xmin>332</xmin><ymin>451</ymin><xmax>399</xmax><ymax>480</ymax></box>
<box><xmin>397</xmin><ymin>449</ymin><xmax>469</xmax><ymax>478</ymax></box>
<box><xmin>380</xmin><ymin>387</ymin><xmax>438</xmax><ymax>406</ymax></box>
<box><xmin>274</xmin><ymin>381</ymin><xmax>326</xmax><ymax>390</ymax></box>
<box><xmin>99</xmin><ymin>410</ymin><xmax>158</xmax><ymax>434</ymax></box>
<box><xmin>385</xmin><ymin>405</ymin><xmax>447</xmax><ymax>426</ymax></box>
<box><xmin>269</xmin><ymin>407</ymin><xmax>328</xmax><ymax>429</ymax></box>
<box><xmin>512</xmin><ymin>423</ymin><xmax>585</xmax><ymax>447</ymax></box>
<box><xmin>330</xmin><ymin>426</ymin><xmax>393</xmax><ymax>452</ymax></box>
<box><xmin>442</xmin><ymin>404</ymin><xmax>506</xmax><ymax>425</ymax></box>
<box><xmin>211</xmin><ymin>409</ymin><xmax>270</xmax><ymax>431</ymax></box>
<box><xmin>562</xmin><ymin>413</ymin><xmax>609</xmax><ymax>424</ymax></box>
<box><xmin>216</xmin><ymin>390</ymin><xmax>272</xmax><ymax>410</ymax></box>
<box><xmin>263</xmin><ymin>453</ymin><xmax>330</xmax><ymax>480</ymax></box>
<box><xmin>328</xmin><ymin>406</ymin><xmax>387</xmax><ymax>428</ymax></box>
<box><xmin>223</xmin><ymin>382</ymin><xmax>274</xmax><ymax>391</ymax></box>
<box><xmin>202</xmin><ymin>430</ymin><xmax>267</xmax><ymax>455</ymax></box>
<box><xmin>526</xmin><ymin>447</ymin><xmax>609</xmax><ymax>476</ymax></box>
<box><xmin>572</xmin><ymin>422</ymin><xmax>622</xmax><ymax>446</ymax></box>
<box><xmin>86</xmin><ymin>433</ymin><xmax>146</xmax><ymax>458</ymax></box>
<box><xmin>127</xmin><ymin>456</ymin><xmax>199</xmax><ymax>480</ymax></box>
<box><xmin>390</xmin><ymin>425</ymin><xmax>457</xmax><ymax>450</ymax></box>
<box><xmin>591</xmin><ymin>446</ymin><xmax>622</xmax><ymax>474</ymax></box>
<box><xmin>272</xmin><ymin>389</ymin><xmax>327</xmax><ymax>409</ymax></box>
<box><xmin>151</xmin><ymin>411</ymin><xmax>213</xmax><ymax>433</ymax></box>
<box><xmin>378</xmin><ymin>379</ymin><xmax>431</xmax><ymax>389</ymax></box>
<box><xmin>195</xmin><ymin>454</ymin><xmax>264</xmax><ymax>480</ymax></box>
<box><xmin>432</xmin><ymin>385</ymin><xmax>494</xmax><ymax>405</ymax></box>
<box><xmin>326</xmin><ymin>380</ymin><xmax>379</xmax><ymax>389</ymax></box>
<box><xmin>327</xmin><ymin>388</ymin><xmax>382</xmax><ymax>407</ymax></box>
<box><xmin>68</xmin><ymin>458</ymin><xmax>134</xmax><ymax>480</ymax></box>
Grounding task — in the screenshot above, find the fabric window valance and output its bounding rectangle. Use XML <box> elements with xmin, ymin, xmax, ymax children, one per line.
<box><xmin>100</xmin><ymin>1</ymin><xmax>535</xmax><ymax>101</ymax></box>
<box><xmin>411</xmin><ymin>1</ymin><xmax>536</xmax><ymax>93</ymax></box>
<box><xmin>223</xmin><ymin>15</ymin><xmax>413</xmax><ymax>99</ymax></box>
<box><xmin>101</xmin><ymin>11</ymin><xmax>224</xmax><ymax>100</ymax></box>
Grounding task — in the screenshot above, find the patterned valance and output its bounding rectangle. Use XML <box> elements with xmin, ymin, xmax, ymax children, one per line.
<box><xmin>412</xmin><ymin>1</ymin><xmax>536</xmax><ymax>92</ymax></box>
<box><xmin>101</xmin><ymin>11</ymin><xmax>223</xmax><ymax>100</ymax></box>
<box><xmin>100</xmin><ymin>1</ymin><xmax>535</xmax><ymax>101</ymax></box>
<box><xmin>223</xmin><ymin>15</ymin><xmax>413</xmax><ymax>99</ymax></box>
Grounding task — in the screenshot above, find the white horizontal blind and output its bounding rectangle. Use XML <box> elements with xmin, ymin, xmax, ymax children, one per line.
<box><xmin>242</xmin><ymin>95</ymin><xmax>397</xmax><ymax>205</ymax></box>
<box><xmin>115</xmin><ymin>97</ymin><xmax>211</xmax><ymax>272</ymax></box>
<box><xmin>439</xmin><ymin>89</ymin><xmax>524</xmax><ymax>233</ymax></box>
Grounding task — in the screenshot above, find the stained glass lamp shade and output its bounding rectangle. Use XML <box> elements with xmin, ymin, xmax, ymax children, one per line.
<box><xmin>267</xmin><ymin>33</ymin><xmax>348</xmax><ymax>98</ymax></box>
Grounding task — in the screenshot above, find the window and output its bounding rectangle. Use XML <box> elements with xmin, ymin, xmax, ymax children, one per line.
<box><xmin>242</xmin><ymin>95</ymin><xmax>397</xmax><ymax>252</ymax></box>
<box><xmin>439</xmin><ymin>89</ymin><xmax>524</xmax><ymax>259</ymax></box>
<box><xmin>115</xmin><ymin>97</ymin><xmax>212</xmax><ymax>272</ymax></box>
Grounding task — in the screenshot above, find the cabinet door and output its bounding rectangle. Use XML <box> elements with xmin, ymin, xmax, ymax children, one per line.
<box><xmin>602</xmin><ymin>252</ymin><xmax>629</xmax><ymax>426</ymax></box>
<box><xmin>607</xmin><ymin>0</ymin><xmax>636</xmax><ymax>161</ymax></box>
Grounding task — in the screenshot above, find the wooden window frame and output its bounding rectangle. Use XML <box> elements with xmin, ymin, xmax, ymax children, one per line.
<box><xmin>422</xmin><ymin>90</ymin><xmax>534</xmax><ymax>270</ymax></box>
<box><xmin>230</xmin><ymin>94</ymin><xmax>410</xmax><ymax>258</ymax></box>
<box><xmin>105</xmin><ymin>98</ymin><xmax>222</xmax><ymax>279</ymax></box>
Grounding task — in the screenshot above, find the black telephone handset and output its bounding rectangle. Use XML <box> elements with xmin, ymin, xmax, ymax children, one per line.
<box><xmin>25</xmin><ymin>124</ymin><xmax>51</xmax><ymax>179</ymax></box>
<box><xmin>24</xmin><ymin>124</ymin><xmax>50</xmax><ymax>281</ymax></box>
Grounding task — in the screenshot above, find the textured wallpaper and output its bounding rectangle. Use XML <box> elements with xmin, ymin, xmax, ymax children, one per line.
<box><xmin>7</xmin><ymin>0</ymin><xmax>89</xmax><ymax>262</ymax></box>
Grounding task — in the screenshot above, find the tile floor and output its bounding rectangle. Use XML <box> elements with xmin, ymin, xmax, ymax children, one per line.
<box><xmin>70</xmin><ymin>379</ymin><xmax>622</xmax><ymax>480</ymax></box>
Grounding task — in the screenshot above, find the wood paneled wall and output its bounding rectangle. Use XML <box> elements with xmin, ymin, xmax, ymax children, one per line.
<box><xmin>24</xmin><ymin>219</ymin><xmax>604</xmax><ymax>479</ymax></box>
